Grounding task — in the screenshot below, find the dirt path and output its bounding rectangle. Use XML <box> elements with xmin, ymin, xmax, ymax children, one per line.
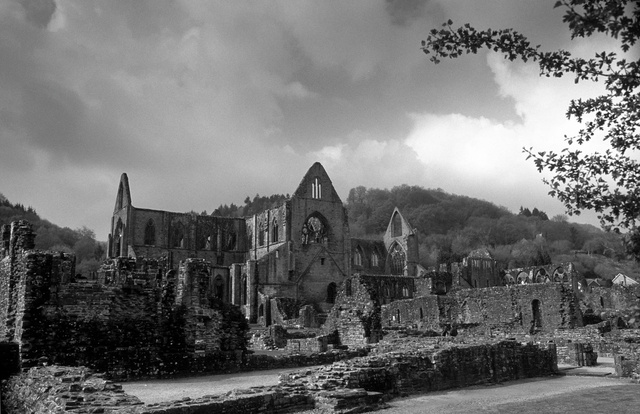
<box><xmin>121</xmin><ymin>366</ymin><xmax>319</xmax><ymax>404</ymax></box>
<box><xmin>123</xmin><ymin>358</ymin><xmax>638</xmax><ymax>413</ymax></box>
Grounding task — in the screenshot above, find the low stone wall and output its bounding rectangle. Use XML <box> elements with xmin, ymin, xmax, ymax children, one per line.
<box><xmin>284</xmin><ymin>335</ymin><xmax>329</xmax><ymax>353</ymax></box>
<box><xmin>280</xmin><ymin>339</ymin><xmax>557</xmax><ymax>397</ymax></box>
<box><xmin>2</xmin><ymin>340</ymin><xmax>557</xmax><ymax>414</ymax></box>
<box><xmin>1</xmin><ymin>366</ymin><xmax>143</xmax><ymax>414</ymax></box>
<box><xmin>244</xmin><ymin>347</ymin><xmax>368</xmax><ymax>371</ymax></box>
<box><xmin>614</xmin><ymin>354</ymin><xmax>640</xmax><ymax>382</ymax></box>
<box><xmin>556</xmin><ymin>342</ymin><xmax>598</xmax><ymax>366</ymax></box>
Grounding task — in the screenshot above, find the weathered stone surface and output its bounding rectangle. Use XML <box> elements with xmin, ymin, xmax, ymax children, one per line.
<box><xmin>1</xmin><ymin>340</ymin><xmax>557</xmax><ymax>414</ymax></box>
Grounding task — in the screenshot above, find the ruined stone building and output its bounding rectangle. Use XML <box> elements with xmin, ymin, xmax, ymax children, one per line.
<box><xmin>105</xmin><ymin>162</ymin><xmax>422</xmax><ymax>325</ymax></box>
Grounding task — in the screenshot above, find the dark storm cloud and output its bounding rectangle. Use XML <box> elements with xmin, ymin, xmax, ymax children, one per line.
<box><xmin>20</xmin><ymin>80</ymin><xmax>83</xmax><ymax>154</ymax></box>
<box><xmin>0</xmin><ymin>0</ymin><xmax>166</xmax><ymax>171</ymax></box>
<box><xmin>17</xmin><ymin>0</ymin><xmax>56</xmax><ymax>28</ymax></box>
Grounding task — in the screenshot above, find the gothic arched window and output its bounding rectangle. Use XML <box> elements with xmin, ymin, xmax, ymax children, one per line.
<box><xmin>311</xmin><ymin>177</ymin><xmax>322</xmax><ymax>199</ymax></box>
<box><xmin>389</xmin><ymin>243</ymin><xmax>405</xmax><ymax>275</ymax></box>
<box><xmin>353</xmin><ymin>246</ymin><xmax>363</xmax><ymax>266</ymax></box>
<box><xmin>227</xmin><ymin>230</ymin><xmax>236</xmax><ymax>250</ymax></box>
<box><xmin>258</xmin><ymin>222</ymin><xmax>265</xmax><ymax>246</ymax></box>
<box><xmin>114</xmin><ymin>218</ymin><xmax>124</xmax><ymax>257</ymax></box>
<box><xmin>392</xmin><ymin>212</ymin><xmax>402</xmax><ymax>237</ymax></box>
<box><xmin>172</xmin><ymin>222</ymin><xmax>185</xmax><ymax>248</ymax></box>
<box><xmin>144</xmin><ymin>219</ymin><xmax>155</xmax><ymax>246</ymax></box>
<box><xmin>371</xmin><ymin>250</ymin><xmax>380</xmax><ymax>267</ymax></box>
<box><xmin>272</xmin><ymin>219</ymin><xmax>279</xmax><ymax>242</ymax></box>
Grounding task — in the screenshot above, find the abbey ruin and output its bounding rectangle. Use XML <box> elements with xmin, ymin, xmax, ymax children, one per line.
<box><xmin>1</xmin><ymin>162</ymin><xmax>639</xmax><ymax>413</ymax></box>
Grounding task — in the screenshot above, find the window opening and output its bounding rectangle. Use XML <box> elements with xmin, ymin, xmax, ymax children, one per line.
<box><xmin>371</xmin><ymin>250</ymin><xmax>379</xmax><ymax>267</ymax></box>
<box><xmin>172</xmin><ymin>222</ymin><xmax>185</xmax><ymax>248</ymax></box>
<box><xmin>258</xmin><ymin>222</ymin><xmax>265</xmax><ymax>246</ymax></box>
<box><xmin>392</xmin><ymin>212</ymin><xmax>402</xmax><ymax>237</ymax></box>
<box><xmin>272</xmin><ymin>219</ymin><xmax>279</xmax><ymax>242</ymax></box>
<box><xmin>214</xmin><ymin>275</ymin><xmax>224</xmax><ymax>301</ymax></box>
<box><xmin>311</xmin><ymin>177</ymin><xmax>322</xmax><ymax>199</ymax></box>
<box><xmin>302</xmin><ymin>215</ymin><xmax>327</xmax><ymax>244</ymax></box>
<box><xmin>389</xmin><ymin>243</ymin><xmax>405</xmax><ymax>275</ymax></box>
<box><xmin>354</xmin><ymin>246</ymin><xmax>363</xmax><ymax>266</ymax></box>
<box><xmin>144</xmin><ymin>219</ymin><xmax>155</xmax><ymax>245</ymax></box>
<box><xmin>326</xmin><ymin>282</ymin><xmax>337</xmax><ymax>304</ymax></box>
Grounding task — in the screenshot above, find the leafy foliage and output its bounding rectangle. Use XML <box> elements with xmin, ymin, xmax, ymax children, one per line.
<box><xmin>421</xmin><ymin>0</ymin><xmax>639</xmax><ymax>246</ymax></box>
<box><xmin>346</xmin><ymin>184</ymin><xmax>633</xmax><ymax>275</ymax></box>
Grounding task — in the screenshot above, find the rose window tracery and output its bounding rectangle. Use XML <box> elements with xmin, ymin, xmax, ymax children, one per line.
<box><xmin>302</xmin><ymin>216</ymin><xmax>327</xmax><ymax>244</ymax></box>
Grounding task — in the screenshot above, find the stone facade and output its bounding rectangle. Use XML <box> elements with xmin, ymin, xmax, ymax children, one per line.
<box><xmin>0</xmin><ymin>221</ymin><xmax>76</xmax><ymax>366</ymax></box>
<box><xmin>382</xmin><ymin>283</ymin><xmax>584</xmax><ymax>334</ymax></box>
<box><xmin>0</xmin><ymin>223</ymin><xmax>248</xmax><ymax>379</ymax></box>
<box><xmin>105</xmin><ymin>162</ymin><xmax>421</xmax><ymax>325</ymax></box>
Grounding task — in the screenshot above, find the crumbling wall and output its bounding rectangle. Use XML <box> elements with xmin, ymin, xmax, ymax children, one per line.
<box><xmin>382</xmin><ymin>295</ymin><xmax>440</xmax><ymax>331</ymax></box>
<box><xmin>379</xmin><ymin>284</ymin><xmax>583</xmax><ymax>335</ymax></box>
<box><xmin>0</xmin><ymin>234</ymin><xmax>75</xmax><ymax>366</ymax></box>
<box><xmin>2</xmin><ymin>341</ymin><xmax>556</xmax><ymax>414</ymax></box>
<box><xmin>358</xmin><ymin>274</ymin><xmax>416</xmax><ymax>305</ymax></box>
<box><xmin>1</xmin><ymin>366</ymin><xmax>143</xmax><ymax>414</ymax></box>
<box><xmin>98</xmin><ymin>256</ymin><xmax>168</xmax><ymax>287</ymax></box>
<box><xmin>177</xmin><ymin>259</ymin><xmax>248</xmax><ymax>357</ymax></box>
<box><xmin>2</xmin><ymin>222</ymin><xmax>248</xmax><ymax>380</ymax></box>
<box><xmin>324</xmin><ymin>275</ymin><xmax>382</xmax><ymax>346</ymax></box>
<box><xmin>281</xmin><ymin>339</ymin><xmax>557</xmax><ymax>396</ymax></box>
<box><xmin>454</xmin><ymin>284</ymin><xmax>583</xmax><ymax>332</ymax></box>
<box><xmin>583</xmin><ymin>285</ymin><xmax>640</xmax><ymax>315</ymax></box>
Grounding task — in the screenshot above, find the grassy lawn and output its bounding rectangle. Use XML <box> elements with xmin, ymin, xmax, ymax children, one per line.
<box><xmin>488</xmin><ymin>384</ymin><xmax>640</xmax><ymax>414</ymax></box>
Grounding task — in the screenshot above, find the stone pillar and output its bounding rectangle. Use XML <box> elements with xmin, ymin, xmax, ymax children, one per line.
<box><xmin>10</xmin><ymin>221</ymin><xmax>35</xmax><ymax>255</ymax></box>
<box><xmin>230</xmin><ymin>264</ymin><xmax>242</xmax><ymax>305</ymax></box>
<box><xmin>247</xmin><ymin>260</ymin><xmax>257</xmax><ymax>323</ymax></box>
<box><xmin>1</xmin><ymin>224</ymin><xmax>11</xmax><ymax>257</ymax></box>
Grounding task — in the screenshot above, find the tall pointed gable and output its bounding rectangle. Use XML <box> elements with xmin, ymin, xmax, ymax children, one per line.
<box><xmin>384</xmin><ymin>207</ymin><xmax>415</xmax><ymax>247</ymax></box>
<box><xmin>292</xmin><ymin>162</ymin><xmax>342</xmax><ymax>203</ymax></box>
<box><xmin>114</xmin><ymin>173</ymin><xmax>132</xmax><ymax>213</ymax></box>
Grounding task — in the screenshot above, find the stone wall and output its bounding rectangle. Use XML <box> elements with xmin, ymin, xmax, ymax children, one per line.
<box><xmin>2</xmin><ymin>230</ymin><xmax>248</xmax><ymax>380</ymax></box>
<box><xmin>583</xmin><ymin>285</ymin><xmax>640</xmax><ymax>314</ymax></box>
<box><xmin>380</xmin><ymin>284</ymin><xmax>583</xmax><ymax>335</ymax></box>
<box><xmin>284</xmin><ymin>335</ymin><xmax>329</xmax><ymax>353</ymax></box>
<box><xmin>555</xmin><ymin>342</ymin><xmax>598</xmax><ymax>366</ymax></box>
<box><xmin>382</xmin><ymin>295</ymin><xmax>441</xmax><ymax>331</ymax></box>
<box><xmin>2</xmin><ymin>366</ymin><xmax>143</xmax><ymax>414</ymax></box>
<box><xmin>324</xmin><ymin>275</ymin><xmax>382</xmax><ymax>346</ymax></box>
<box><xmin>280</xmin><ymin>339</ymin><xmax>557</xmax><ymax>398</ymax></box>
<box><xmin>98</xmin><ymin>256</ymin><xmax>168</xmax><ymax>287</ymax></box>
<box><xmin>2</xmin><ymin>341</ymin><xmax>556</xmax><ymax>414</ymax></box>
<box><xmin>0</xmin><ymin>222</ymin><xmax>76</xmax><ymax>366</ymax></box>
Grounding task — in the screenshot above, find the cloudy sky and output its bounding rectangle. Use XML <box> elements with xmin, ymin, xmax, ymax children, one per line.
<box><xmin>1</xmin><ymin>0</ymin><xmax>621</xmax><ymax>240</ymax></box>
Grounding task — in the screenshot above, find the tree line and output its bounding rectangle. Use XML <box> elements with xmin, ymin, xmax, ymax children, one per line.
<box><xmin>0</xmin><ymin>193</ymin><xmax>105</xmax><ymax>277</ymax></box>
<box><xmin>346</xmin><ymin>185</ymin><xmax>633</xmax><ymax>278</ymax></box>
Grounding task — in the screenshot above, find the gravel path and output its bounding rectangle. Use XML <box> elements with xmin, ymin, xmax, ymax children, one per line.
<box><xmin>121</xmin><ymin>366</ymin><xmax>319</xmax><ymax>405</ymax></box>
<box><xmin>123</xmin><ymin>357</ymin><xmax>637</xmax><ymax>413</ymax></box>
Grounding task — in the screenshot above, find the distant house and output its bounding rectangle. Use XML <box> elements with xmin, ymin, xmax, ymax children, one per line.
<box><xmin>587</xmin><ymin>278</ymin><xmax>611</xmax><ymax>289</ymax></box>
<box><xmin>612</xmin><ymin>273</ymin><xmax>638</xmax><ymax>287</ymax></box>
